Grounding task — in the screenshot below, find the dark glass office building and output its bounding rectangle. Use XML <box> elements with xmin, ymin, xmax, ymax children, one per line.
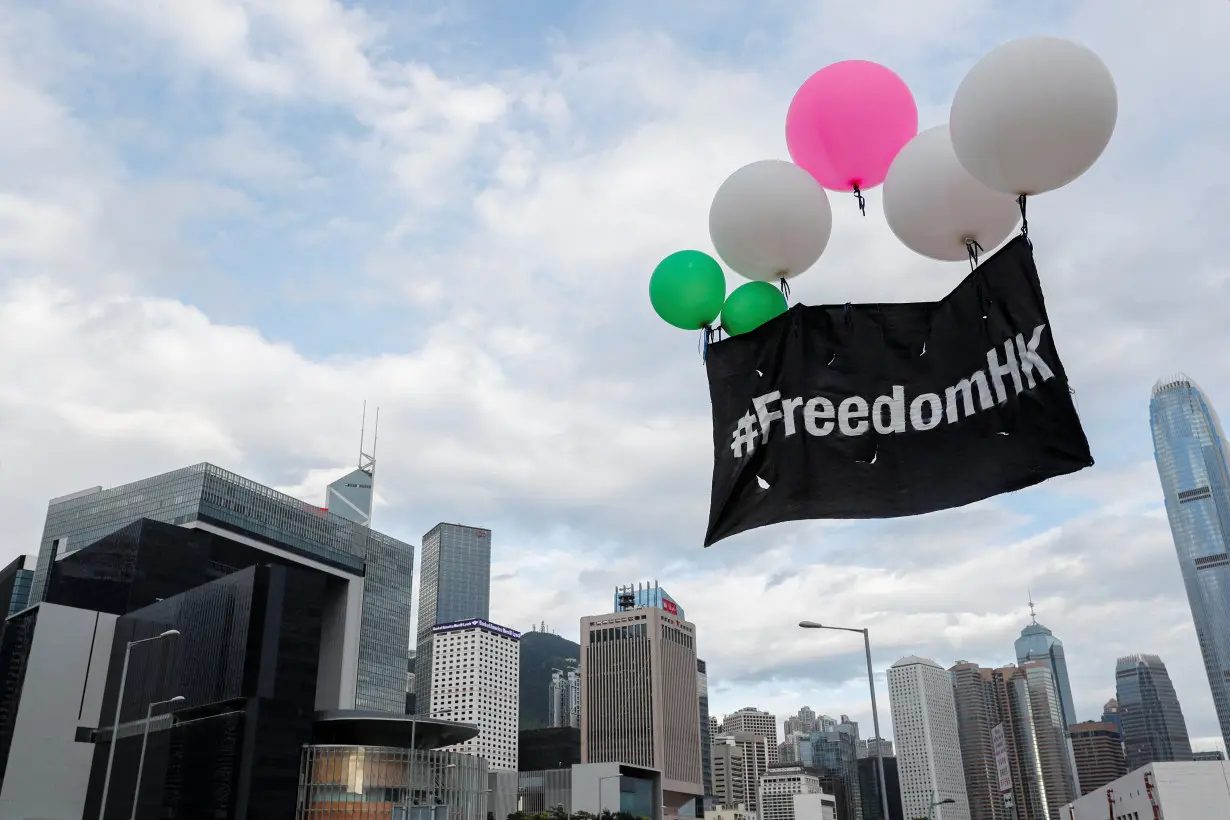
<box><xmin>857</xmin><ymin>756</ymin><xmax>902</xmax><ymax>820</ymax></box>
<box><xmin>0</xmin><ymin>556</ymin><xmax>35</xmax><ymax>617</ymax></box>
<box><xmin>414</xmin><ymin>523</ymin><xmax>491</xmax><ymax>713</ymax></box>
<box><xmin>30</xmin><ymin>462</ymin><xmax>414</xmax><ymax>712</ymax></box>
<box><xmin>81</xmin><ymin>562</ymin><xmax>326</xmax><ymax>819</ymax></box>
<box><xmin>1115</xmin><ymin>653</ymin><xmax>1192</xmax><ymax>770</ymax></box>
<box><xmin>519</xmin><ymin>727</ymin><xmax>581</xmax><ymax>771</ymax></box>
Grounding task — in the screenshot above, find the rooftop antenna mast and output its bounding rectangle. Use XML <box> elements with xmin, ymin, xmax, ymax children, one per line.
<box><xmin>359</xmin><ymin>402</ymin><xmax>379</xmax><ymax>477</ymax></box>
<box><xmin>1027</xmin><ymin>589</ymin><xmax>1037</xmax><ymax>625</ymax></box>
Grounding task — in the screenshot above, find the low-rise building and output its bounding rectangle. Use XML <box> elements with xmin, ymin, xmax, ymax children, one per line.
<box><xmin>1063</xmin><ymin>760</ymin><xmax>1230</xmax><ymax>819</ymax></box>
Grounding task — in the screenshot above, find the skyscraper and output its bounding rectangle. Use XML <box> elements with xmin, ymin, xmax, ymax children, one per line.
<box><xmin>1115</xmin><ymin>654</ymin><xmax>1192</xmax><ymax>770</ymax></box>
<box><xmin>785</xmin><ymin>707</ymin><xmax>819</xmax><ymax>737</ymax></box>
<box><xmin>1100</xmin><ymin>699</ymin><xmax>1123</xmax><ymax>739</ymax></box>
<box><xmin>713</xmin><ymin>733</ymin><xmax>771</xmax><ymax>811</ymax></box>
<box><xmin>431</xmin><ymin>618</ymin><xmax>521</xmax><ymax>770</ymax></box>
<box><xmin>1014</xmin><ymin>602</ymin><xmax>1077</xmax><ymax>729</ymax></box>
<box><xmin>1149</xmin><ymin>374</ymin><xmax>1230</xmax><ymax>751</ymax></box>
<box><xmin>698</xmin><ymin>659</ymin><xmax>714</xmax><ymax>801</ymax></box>
<box><xmin>887</xmin><ymin>656</ymin><xmax>971</xmax><ymax>820</ymax></box>
<box><xmin>414</xmin><ymin>523</ymin><xmax>492</xmax><ymax>714</ymax></box>
<box><xmin>723</xmin><ymin>708</ymin><xmax>780</xmax><ymax>765</ymax></box>
<box><xmin>326</xmin><ymin>404</ymin><xmax>379</xmax><ymax>526</ymax></box>
<box><xmin>580</xmin><ymin>587</ymin><xmax>703</xmax><ymax>814</ymax></box>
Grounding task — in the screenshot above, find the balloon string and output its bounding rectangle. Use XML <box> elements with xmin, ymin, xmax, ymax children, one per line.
<box><xmin>699</xmin><ymin>326</ymin><xmax>711</xmax><ymax>363</ymax></box>
<box><xmin>852</xmin><ymin>183</ymin><xmax>866</xmax><ymax>216</ymax></box>
<box><xmin>1017</xmin><ymin>194</ymin><xmax>1032</xmax><ymax>247</ymax></box>
<box><xmin>779</xmin><ymin>277</ymin><xmax>790</xmax><ymax>300</ymax></box>
<box><xmin>965</xmin><ymin>239</ymin><xmax>985</xmax><ymax>271</ymax></box>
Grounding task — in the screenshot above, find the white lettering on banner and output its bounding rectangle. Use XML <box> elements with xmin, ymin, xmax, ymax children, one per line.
<box><xmin>728</xmin><ymin>324</ymin><xmax>1055</xmax><ymax>458</ymax></box>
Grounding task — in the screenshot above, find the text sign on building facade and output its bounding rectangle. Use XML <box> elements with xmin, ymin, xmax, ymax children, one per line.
<box><xmin>432</xmin><ymin>618</ymin><xmax>521</xmax><ymax>640</ymax></box>
<box><xmin>991</xmin><ymin>723</ymin><xmax>1013</xmax><ymax>793</ymax></box>
<box><xmin>703</xmin><ymin>236</ymin><xmax>1093</xmax><ymax>546</ymax></box>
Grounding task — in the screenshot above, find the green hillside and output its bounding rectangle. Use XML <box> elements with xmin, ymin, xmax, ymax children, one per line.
<box><xmin>520</xmin><ymin>630</ymin><xmax>581</xmax><ymax>730</ymax></box>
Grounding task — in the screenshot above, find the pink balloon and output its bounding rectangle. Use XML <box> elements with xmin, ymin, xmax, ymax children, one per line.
<box><xmin>786</xmin><ymin>61</ymin><xmax>919</xmax><ymax>192</ymax></box>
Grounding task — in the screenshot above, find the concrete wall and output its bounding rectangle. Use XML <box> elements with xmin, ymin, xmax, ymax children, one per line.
<box><xmin>0</xmin><ymin>603</ymin><xmax>116</xmax><ymax>820</ymax></box>
<box><xmin>1065</xmin><ymin>761</ymin><xmax>1230</xmax><ymax>819</ymax></box>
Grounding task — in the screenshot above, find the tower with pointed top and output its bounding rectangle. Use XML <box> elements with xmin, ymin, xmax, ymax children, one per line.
<box><xmin>1150</xmin><ymin>374</ymin><xmax>1230</xmax><ymax>754</ymax></box>
<box><xmin>328</xmin><ymin>403</ymin><xmax>379</xmax><ymax>526</ymax></box>
<box><xmin>1014</xmin><ymin>598</ymin><xmax>1078</xmax><ymax>729</ymax></box>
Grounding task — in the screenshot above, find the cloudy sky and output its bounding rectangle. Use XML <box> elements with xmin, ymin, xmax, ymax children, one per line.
<box><xmin>2</xmin><ymin>0</ymin><xmax>1228</xmax><ymax>752</ymax></box>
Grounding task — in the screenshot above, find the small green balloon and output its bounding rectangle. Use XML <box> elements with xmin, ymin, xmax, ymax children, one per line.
<box><xmin>649</xmin><ymin>250</ymin><xmax>726</xmax><ymax>330</ymax></box>
<box><xmin>721</xmin><ymin>281</ymin><xmax>788</xmax><ymax>335</ymax></box>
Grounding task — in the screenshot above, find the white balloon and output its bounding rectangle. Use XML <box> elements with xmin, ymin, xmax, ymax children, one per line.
<box><xmin>708</xmin><ymin>159</ymin><xmax>833</xmax><ymax>281</ymax></box>
<box><xmin>883</xmin><ymin>125</ymin><xmax>1021</xmax><ymax>262</ymax></box>
<box><xmin>950</xmin><ymin>36</ymin><xmax>1118</xmax><ymax>195</ymax></box>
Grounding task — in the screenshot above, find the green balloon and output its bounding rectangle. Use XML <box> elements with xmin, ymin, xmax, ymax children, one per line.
<box><xmin>721</xmin><ymin>281</ymin><xmax>788</xmax><ymax>335</ymax></box>
<box><xmin>649</xmin><ymin>250</ymin><xmax>726</xmax><ymax>330</ymax></box>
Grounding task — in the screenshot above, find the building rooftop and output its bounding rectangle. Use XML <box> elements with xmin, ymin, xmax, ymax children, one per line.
<box><xmin>891</xmin><ymin>655</ymin><xmax>943</xmax><ymax>669</ymax></box>
<box><xmin>1152</xmin><ymin>373</ymin><xmax>1198</xmax><ymax>397</ymax></box>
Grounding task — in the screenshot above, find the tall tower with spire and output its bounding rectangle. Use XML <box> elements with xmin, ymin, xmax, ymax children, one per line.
<box><xmin>327</xmin><ymin>402</ymin><xmax>378</xmax><ymax>526</ymax></box>
<box><xmin>1014</xmin><ymin>594</ymin><xmax>1078</xmax><ymax>728</ymax></box>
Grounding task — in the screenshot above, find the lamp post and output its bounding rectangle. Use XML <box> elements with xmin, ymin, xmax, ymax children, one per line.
<box><xmin>929</xmin><ymin>792</ymin><xmax>955</xmax><ymax>820</ymax></box>
<box><xmin>131</xmin><ymin>695</ymin><xmax>185</xmax><ymax>820</ymax></box>
<box><xmin>99</xmin><ymin>629</ymin><xmax>180</xmax><ymax>820</ymax></box>
<box><xmin>597</xmin><ymin>774</ymin><xmax>622</xmax><ymax>816</ymax></box>
<box><xmin>799</xmin><ymin>621</ymin><xmax>891</xmax><ymax>820</ymax></box>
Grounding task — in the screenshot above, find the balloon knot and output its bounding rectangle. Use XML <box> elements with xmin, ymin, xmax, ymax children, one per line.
<box><xmin>965</xmin><ymin>238</ymin><xmax>985</xmax><ymax>271</ymax></box>
<box><xmin>778</xmin><ymin>277</ymin><xmax>790</xmax><ymax>300</ymax></box>
<box><xmin>1017</xmin><ymin>194</ymin><xmax>1031</xmax><ymax>247</ymax></box>
<box><xmin>852</xmin><ymin>182</ymin><xmax>866</xmax><ymax>216</ymax></box>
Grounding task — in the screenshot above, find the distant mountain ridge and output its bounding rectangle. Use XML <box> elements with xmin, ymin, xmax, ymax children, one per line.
<box><xmin>519</xmin><ymin>630</ymin><xmax>580</xmax><ymax>730</ymax></box>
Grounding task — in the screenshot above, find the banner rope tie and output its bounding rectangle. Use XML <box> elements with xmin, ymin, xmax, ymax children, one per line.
<box><xmin>965</xmin><ymin>239</ymin><xmax>985</xmax><ymax>271</ymax></box>
<box><xmin>852</xmin><ymin>182</ymin><xmax>866</xmax><ymax>216</ymax></box>
<box><xmin>1017</xmin><ymin>194</ymin><xmax>1032</xmax><ymax>247</ymax></box>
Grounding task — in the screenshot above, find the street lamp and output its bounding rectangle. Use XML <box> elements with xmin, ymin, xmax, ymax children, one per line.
<box><xmin>929</xmin><ymin>794</ymin><xmax>955</xmax><ymax>820</ymax></box>
<box><xmin>597</xmin><ymin>774</ymin><xmax>622</xmax><ymax>816</ymax></box>
<box><xmin>799</xmin><ymin>621</ymin><xmax>891</xmax><ymax>820</ymax></box>
<box><xmin>99</xmin><ymin>628</ymin><xmax>180</xmax><ymax>820</ymax></box>
<box><xmin>131</xmin><ymin>695</ymin><xmax>185</xmax><ymax>819</ymax></box>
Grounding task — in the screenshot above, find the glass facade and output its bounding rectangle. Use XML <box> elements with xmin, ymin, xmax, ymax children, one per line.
<box><xmin>614</xmin><ymin>585</ymin><xmax>684</xmax><ymax>619</ymax></box>
<box><xmin>0</xmin><ymin>556</ymin><xmax>34</xmax><ymax>618</ymax></box>
<box><xmin>29</xmin><ymin>462</ymin><xmax>414</xmax><ymax>713</ymax></box>
<box><xmin>697</xmin><ymin>659</ymin><xmax>713</xmax><ymax>801</ymax></box>
<box><xmin>1114</xmin><ymin>653</ymin><xmax>1192</xmax><ymax>770</ymax></box>
<box><xmin>81</xmin><ymin>561</ymin><xmax>328</xmax><ymax>819</ymax></box>
<box><xmin>296</xmin><ymin>745</ymin><xmax>488</xmax><ymax>820</ymax></box>
<box><xmin>1150</xmin><ymin>375</ymin><xmax>1230</xmax><ymax>751</ymax></box>
<box><xmin>1014</xmin><ymin>622</ymin><xmax>1077</xmax><ymax>729</ymax></box>
<box><xmin>413</xmin><ymin>524</ymin><xmax>491</xmax><ymax>714</ymax></box>
<box><xmin>802</xmin><ymin>730</ymin><xmax>862</xmax><ymax>820</ymax></box>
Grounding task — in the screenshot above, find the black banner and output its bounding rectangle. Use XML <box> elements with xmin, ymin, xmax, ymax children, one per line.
<box><xmin>704</xmin><ymin>236</ymin><xmax>1093</xmax><ymax>547</ymax></box>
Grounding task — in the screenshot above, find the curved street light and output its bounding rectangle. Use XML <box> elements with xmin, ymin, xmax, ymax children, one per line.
<box><xmin>798</xmin><ymin>621</ymin><xmax>891</xmax><ymax>820</ymax></box>
<box><xmin>99</xmin><ymin>629</ymin><xmax>181</xmax><ymax>820</ymax></box>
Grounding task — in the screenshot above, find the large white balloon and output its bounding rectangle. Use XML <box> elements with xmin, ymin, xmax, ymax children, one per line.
<box><xmin>709</xmin><ymin>159</ymin><xmax>833</xmax><ymax>281</ymax></box>
<box><xmin>883</xmin><ymin>125</ymin><xmax>1021</xmax><ymax>262</ymax></box>
<box><xmin>950</xmin><ymin>36</ymin><xmax>1118</xmax><ymax>195</ymax></box>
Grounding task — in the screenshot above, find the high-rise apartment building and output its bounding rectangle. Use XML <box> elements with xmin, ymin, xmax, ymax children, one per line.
<box><xmin>713</xmin><ymin>733</ymin><xmax>771</xmax><ymax>812</ymax></box>
<box><xmin>1014</xmin><ymin>605</ymin><xmax>1078</xmax><ymax>729</ymax></box>
<box><xmin>699</xmin><ymin>659</ymin><xmax>714</xmax><ymax>801</ymax></box>
<box><xmin>580</xmin><ymin>589</ymin><xmax>704</xmax><ymax>814</ymax></box>
<box><xmin>723</xmin><ymin>708</ymin><xmax>780</xmax><ymax>765</ymax></box>
<box><xmin>950</xmin><ymin>661</ymin><xmax>1079</xmax><ymax>820</ymax></box>
<box><xmin>414</xmin><ymin>523</ymin><xmax>492</xmax><ymax>714</ymax></box>
<box><xmin>430</xmin><ymin>618</ymin><xmax>521</xmax><ymax>770</ymax></box>
<box><xmin>1068</xmin><ymin>721</ymin><xmax>1127</xmax><ymax>796</ymax></box>
<box><xmin>25</xmin><ymin>462</ymin><xmax>414</xmax><ymax>712</ymax></box>
<box><xmin>712</xmin><ymin>740</ymin><xmax>747</xmax><ymax>807</ymax></box>
<box><xmin>1150</xmin><ymin>374</ymin><xmax>1230</xmax><ymax>752</ymax></box>
<box><xmin>887</xmin><ymin>656</ymin><xmax>971</xmax><ymax>820</ymax></box>
<box><xmin>1115</xmin><ymin>654</ymin><xmax>1192</xmax><ymax>769</ymax></box>
<box><xmin>785</xmin><ymin>707</ymin><xmax>819</xmax><ymax>737</ymax></box>
<box><xmin>549</xmin><ymin>667</ymin><xmax>581</xmax><ymax>728</ymax></box>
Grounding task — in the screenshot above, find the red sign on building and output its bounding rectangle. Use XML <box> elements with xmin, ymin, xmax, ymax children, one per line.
<box><xmin>662</xmin><ymin>599</ymin><xmax>678</xmax><ymax>615</ymax></box>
